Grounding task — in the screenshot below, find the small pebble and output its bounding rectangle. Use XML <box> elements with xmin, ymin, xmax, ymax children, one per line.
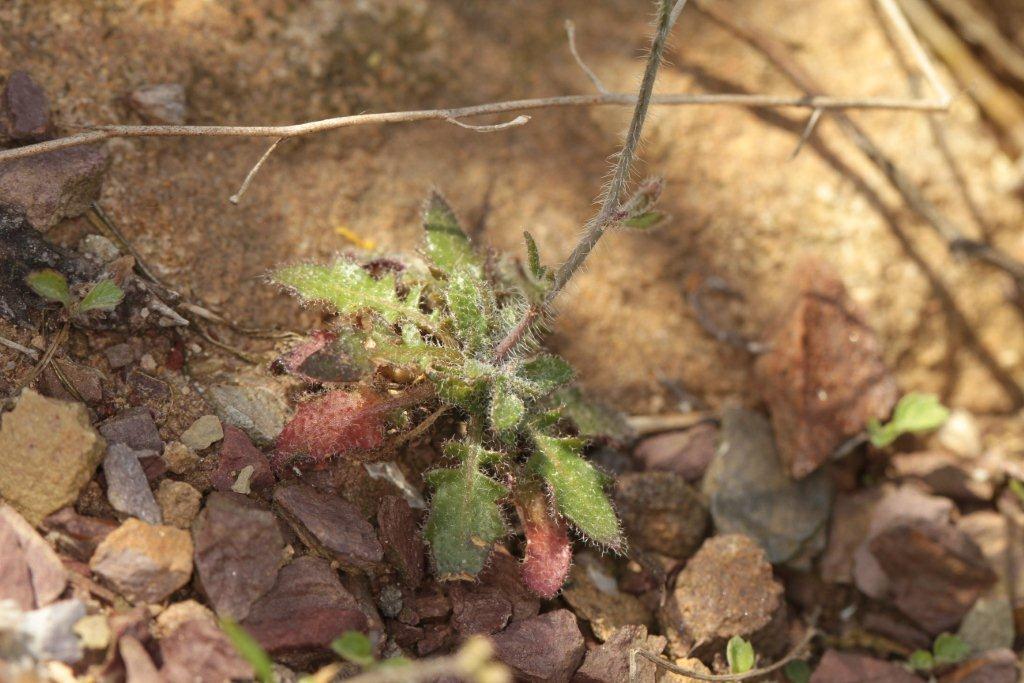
<box><xmin>179</xmin><ymin>414</ymin><xmax>224</xmax><ymax>452</ymax></box>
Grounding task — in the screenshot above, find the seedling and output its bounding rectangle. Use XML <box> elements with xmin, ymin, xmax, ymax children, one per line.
<box><xmin>25</xmin><ymin>269</ymin><xmax>124</xmax><ymax>316</ymax></box>
<box><xmin>907</xmin><ymin>633</ymin><xmax>970</xmax><ymax>671</ymax></box>
<box><xmin>867</xmin><ymin>392</ymin><xmax>949</xmax><ymax>447</ymax></box>
<box><xmin>726</xmin><ymin>635</ymin><xmax>755</xmax><ymax>674</ymax></box>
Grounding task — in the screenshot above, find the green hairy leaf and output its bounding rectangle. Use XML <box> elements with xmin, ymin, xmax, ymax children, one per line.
<box><xmin>25</xmin><ymin>269</ymin><xmax>70</xmax><ymax>307</ymax></box>
<box><xmin>77</xmin><ymin>279</ymin><xmax>124</xmax><ymax>312</ymax></box>
<box><xmin>726</xmin><ymin>636</ymin><xmax>755</xmax><ymax>674</ymax></box>
<box><xmin>523</xmin><ymin>231</ymin><xmax>546</xmax><ymax>280</ymax></box>
<box><xmin>518</xmin><ymin>355</ymin><xmax>573</xmax><ymax>395</ymax></box>
<box><xmin>932</xmin><ymin>633</ymin><xmax>970</xmax><ymax>666</ymax></box>
<box><xmin>489</xmin><ymin>379</ymin><xmax>525</xmax><ymax>433</ymax></box>
<box><xmin>444</xmin><ymin>266</ymin><xmax>489</xmax><ymax>354</ymax></box>
<box><xmin>552</xmin><ymin>386</ymin><xmax>635</xmax><ymax>441</ymax></box>
<box><xmin>425</xmin><ymin>447</ymin><xmax>508</xmax><ymax>579</ymax></box>
<box><xmin>529</xmin><ymin>433</ymin><xmax>622</xmax><ymax>547</ymax></box>
<box><xmin>274</xmin><ymin>260</ymin><xmax>426</xmax><ymax>325</ymax></box>
<box><xmin>331</xmin><ymin>631</ymin><xmax>375</xmax><ymax>667</ymax></box>
<box><xmin>423</xmin><ymin>191</ymin><xmax>480</xmax><ymax>275</ymax></box>
<box><xmin>868</xmin><ymin>392</ymin><xmax>950</xmax><ymax>447</ymax></box>
<box><xmin>220</xmin><ymin>619</ymin><xmax>274</xmax><ymax>683</ymax></box>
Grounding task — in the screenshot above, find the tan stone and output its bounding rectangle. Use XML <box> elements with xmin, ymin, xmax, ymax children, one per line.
<box><xmin>90</xmin><ymin>519</ymin><xmax>193</xmax><ymax>604</ymax></box>
<box><xmin>0</xmin><ymin>390</ymin><xmax>105</xmax><ymax>524</ymax></box>
<box><xmin>156</xmin><ymin>480</ymin><xmax>202</xmax><ymax>529</ymax></box>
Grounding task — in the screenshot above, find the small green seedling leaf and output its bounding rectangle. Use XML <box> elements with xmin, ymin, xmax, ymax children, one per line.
<box><xmin>725</xmin><ymin>636</ymin><xmax>755</xmax><ymax>674</ymax></box>
<box><xmin>425</xmin><ymin>450</ymin><xmax>508</xmax><ymax>579</ymax></box>
<box><xmin>932</xmin><ymin>633</ymin><xmax>970</xmax><ymax>666</ymax></box>
<box><xmin>220</xmin><ymin>619</ymin><xmax>274</xmax><ymax>683</ymax></box>
<box><xmin>489</xmin><ymin>380</ymin><xmax>525</xmax><ymax>433</ymax></box>
<box><xmin>423</xmin><ymin>191</ymin><xmax>480</xmax><ymax>275</ymax></box>
<box><xmin>529</xmin><ymin>433</ymin><xmax>621</xmax><ymax>548</ymax></box>
<box><xmin>908</xmin><ymin>649</ymin><xmax>934</xmax><ymax>671</ymax></box>
<box><xmin>621</xmin><ymin>211</ymin><xmax>665</xmax><ymax>230</ymax></box>
<box><xmin>26</xmin><ymin>269</ymin><xmax>70</xmax><ymax>307</ymax></box>
<box><xmin>868</xmin><ymin>392</ymin><xmax>950</xmax><ymax>447</ymax></box>
<box><xmin>77</xmin><ymin>279</ymin><xmax>124</xmax><ymax>312</ymax></box>
<box><xmin>331</xmin><ymin>630</ymin><xmax>375</xmax><ymax>668</ymax></box>
<box><xmin>783</xmin><ymin>660</ymin><xmax>811</xmax><ymax>683</ymax></box>
<box><xmin>274</xmin><ymin>260</ymin><xmax>426</xmax><ymax>326</ymax></box>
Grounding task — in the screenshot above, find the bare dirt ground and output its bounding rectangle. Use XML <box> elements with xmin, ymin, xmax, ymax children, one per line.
<box><xmin>3</xmin><ymin>0</ymin><xmax>1024</xmax><ymax>420</ymax></box>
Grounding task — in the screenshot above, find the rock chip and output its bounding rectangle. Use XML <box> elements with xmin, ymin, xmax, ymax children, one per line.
<box><xmin>128</xmin><ymin>83</ymin><xmax>186</xmax><ymax>125</ymax></box>
<box><xmin>703</xmin><ymin>408</ymin><xmax>833</xmax><ymax>565</ymax></box>
<box><xmin>0</xmin><ymin>145</ymin><xmax>109</xmax><ymax>230</ymax></box>
<box><xmin>0</xmin><ymin>389</ymin><xmax>106</xmax><ymax>524</ymax></box>
<box><xmin>614</xmin><ymin>472</ymin><xmax>709</xmax><ymax>559</ymax></box>
<box><xmin>273</xmin><ymin>482</ymin><xmax>383</xmax><ymax>569</ymax></box>
<box><xmin>156</xmin><ymin>480</ymin><xmax>202</xmax><ymax>529</ymax></box>
<box><xmin>241</xmin><ymin>556</ymin><xmax>368</xmax><ymax>653</ymax></box>
<box><xmin>821</xmin><ymin>488</ymin><xmax>885</xmax><ymax>584</ymax></box>
<box><xmin>936</xmin><ymin>410</ymin><xmax>982</xmax><ymax>458</ymax></box>
<box><xmin>192</xmin><ymin>492</ymin><xmax>284</xmax><ymax>620</ymax></box>
<box><xmin>662</xmin><ymin>534</ymin><xmax>785</xmax><ymax>655</ymax></box>
<box><xmin>207</xmin><ymin>377</ymin><xmax>288</xmax><ymax>445</ymax></box>
<box><xmin>561</xmin><ymin>554</ymin><xmax>652</xmax><ymax>642</ymax></box>
<box><xmin>211</xmin><ymin>426</ymin><xmax>274</xmax><ymax>491</ymax></box>
<box><xmin>0</xmin><ymin>504</ymin><xmax>66</xmax><ymax>609</ymax></box>
<box><xmin>12</xmin><ymin>599</ymin><xmax>87</xmax><ymax>664</ymax></box>
<box><xmin>957</xmin><ymin>511</ymin><xmax>1024</xmax><ymax>609</ymax></box>
<box><xmin>754</xmin><ymin>262</ymin><xmax>898</xmax><ymax>478</ymax></box>
<box><xmin>957</xmin><ymin>597</ymin><xmax>1014</xmax><ymax>653</ymax></box>
<box><xmin>633</xmin><ymin>423</ymin><xmax>718</xmax><ymax>481</ymax></box>
<box><xmin>477</xmin><ymin>547</ymin><xmax>541</xmax><ymax>623</ymax></box>
<box><xmin>938</xmin><ymin>649</ymin><xmax>1018</xmax><ymax>683</ymax></box>
<box><xmin>162</xmin><ymin>440</ymin><xmax>198</xmax><ymax>475</ymax></box>
<box><xmin>810</xmin><ymin>650</ymin><xmax>921</xmax><ymax>683</ymax></box>
<box><xmin>1</xmin><ymin>71</ymin><xmax>51</xmax><ymax>141</ymax></box>
<box><xmin>575</xmin><ymin>625</ymin><xmax>668</xmax><ymax>683</ymax></box>
<box><xmin>103</xmin><ymin>443</ymin><xmax>162</xmax><ymax>524</ymax></box>
<box><xmin>852</xmin><ymin>485</ymin><xmax>955</xmax><ymax>599</ymax></box>
<box><xmin>89</xmin><ymin>518</ymin><xmax>193</xmax><ymax>603</ymax></box>
<box><xmin>154</xmin><ymin>599</ymin><xmax>216</xmax><ymax>637</ymax></box>
<box><xmin>870</xmin><ymin>519</ymin><xmax>996</xmax><ymax>634</ymax></box>
<box><xmin>449</xmin><ymin>583</ymin><xmax>512</xmax><ymax>636</ymax></box>
<box><xmin>119</xmin><ymin>635</ymin><xmax>161</xmax><ymax>682</ymax></box>
<box><xmin>160</xmin><ymin>618</ymin><xmax>253</xmax><ymax>683</ymax></box>
<box><xmin>490</xmin><ymin>609</ymin><xmax>584</xmax><ymax>683</ymax></box>
<box><xmin>103</xmin><ymin>342</ymin><xmax>135</xmax><ymax>369</ymax></box>
<box><xmin>99</xmin><ymin>406</ymin><xmax>163</xmax><ymax>453</ymax></box>
<box><xmin>377</xmin><ymin>495</ymin><xmax>424</xmax><ymax>587</ymax></box>
<box><xmin>891</xmin><ymin>451</ymin><xmax>996</xmax><ymax>501</ymax></box>
<box><xmin>41</xmin><ymin>508</ymin><xmax>116</xmax><ymax>562</ymax></box>
<box><xmin>179</xmin><ymin>414</ymin><xmax>223</xmax><ymax>452</ymax></box>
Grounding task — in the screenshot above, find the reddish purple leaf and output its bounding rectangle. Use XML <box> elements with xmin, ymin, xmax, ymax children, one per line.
<box><xmin>275</xmin><ymin>389</ymin><xmax>387</xmax><ymax>465</ymax></box>
<box><xmin>516</xmin><ymin>481</ymin><xmax>572</xmax><ymax>599</ymax></box>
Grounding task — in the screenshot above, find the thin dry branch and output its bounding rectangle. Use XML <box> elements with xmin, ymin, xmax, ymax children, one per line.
<box><xmin>929</xmin><ymin>0</ymin><xmax>1024</xmax><ymax>87</ymax></box>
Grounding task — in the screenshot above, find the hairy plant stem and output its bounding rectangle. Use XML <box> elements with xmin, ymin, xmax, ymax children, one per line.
<box><xmin>494</xmin><ymin>0</ymin><xmax>688</xmax><ymax>361</ymax></box>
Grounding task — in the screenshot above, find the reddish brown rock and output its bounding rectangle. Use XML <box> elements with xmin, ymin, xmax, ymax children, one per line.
<box><xmin>938</xmin><ymin>649</ymin><xmax>1018</xmax><ymax>683</ymax></box>
<box><xmin>614</xmin><ymin>472</ymin><xmax>708</xmax><ymax>559</ymax></box>
<box><xmin>0</xmin><ymin>504</ymin><xmax>66</xmax><ymax>609</ymax></box>
<box><xmin>0</xmin><ymin>145</ymin><xmax>109</xmax><ymax>230</ymax></box>
<box><xmin>754</xmin><ymin>262</ymin><xmax>898</xmax><ymax>479</ymax></box>
<box><xmin>891</xmin><ymin>451</ymin><xmax>997</xmax><ymax>502</ymax></box>
<box><xmin>490</xmin><ymin>609</ymin><xmax>585</xmax><ymax>683</ymax></box>
<box><xmin>192</xmin><ymin>492</ymin><xmax>284</xmax><ymax>620</ymax></box>
<box><xmin>1</xmin><ymin>71</ymin><xmax>51</xmax><ymax>141</ymax></box>
<box><xmin>241</xmin><ymin>556</ymin><xmax>368</xmax><ymax>653</ymax></box>
<box><xmin>450</xmin><ymin>583</ymin><xmax>512</xmax><ymax>637</ymax></box>
<box><xmin>478</xmin><ymin>547</ymin><xmax>541</xmax><ymax>623</ymax></box>
<box><xmin>377</xmin><ymin>496</ymin><xmax>424</xmax><ymax>587</ymax></box>
<box><xmin>273</xmin><ymin>482</ymin><xmax>382</xmax><ymax>569</ymax></box>
<box><xmin>89</xmin><ymin>519</ymin><xmax>193</xmax><ymax>603</ymax></box>
<box><xmin>821</xmin><ymin>489</ymin><xmax>885</xmax><ymax>584</ymax></box>
<box><xmin>99</xmin><ymin>407</ymin><xmax>163</xmax><ymax>454</ymax></box>
<box><xmin>810</xmin><ymin>650</ymin><xmax>921</xmax><ymax>683</ymax></box>
<box><xmin>633</xmin><ymin>423</ymin><xmax>718</xmax><ymax>481</ymax></box>
<box><xmin>561</xmin><ymin>556</ymin><xmax>652</xmax><ymax>642</ymax></box>
<box><xmin>42</xmin><ymin>507</ymin><xmax>117</xmax><ymax>562</ymax></box>
<box><xmin>160</xmin><ymin>618</ymin><xmax>253</xmax><ymax>683</ymax></box>
<box><xmin>119</xmin><ymin>635</ymin><xmax>161</xmax><ymax>682</ymax></box>
<box><xmin>574</xmin><ymin>625</ymin><xmax>668</xmax><ymax>683</ymax></box>
<box><xmin>869</xmin><ymin>519</ymin><xmax>996</xmax><ymax>634</ymax></box>
<box><xmin>211</xmin><ymin>426</ymin><xmax>274</xmax><ymax>492</ymax></box>
<box><xmin>662</xmin><ymin>534</ymin><xmax>785</xmax><ymax>656</ymax></box>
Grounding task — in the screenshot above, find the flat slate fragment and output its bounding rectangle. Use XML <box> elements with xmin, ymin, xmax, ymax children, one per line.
<box><xmin>273</xmin><ymin>482</ymin><xmax>383</xmax><ymax>569</ymax></box>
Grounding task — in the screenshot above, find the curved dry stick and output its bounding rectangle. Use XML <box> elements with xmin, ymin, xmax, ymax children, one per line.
<box><xmin>566</xmin><ymin>20</ymin><xmax>610</xmax><ymax>94</ymax></box>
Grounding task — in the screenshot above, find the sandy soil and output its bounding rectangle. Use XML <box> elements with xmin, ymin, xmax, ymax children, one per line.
<box><xmin>3</xmin><ymin>0</ymin><xmax>1024</xmax><ymax>420</ymax></box>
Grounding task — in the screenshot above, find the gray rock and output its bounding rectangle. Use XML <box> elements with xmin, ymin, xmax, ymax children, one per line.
<box><xmin>179</xmin><ymin>414</ymin><xmax>223</xmax><ymax>452</ymax></box>
<box><xmin>17</xmin><ymin>599</ymin><xmax>86</xmax><ymax>664</ymax></box>
<box><xmin>103</xmin><ymin>444</ymin><xmax>162</xmax><ymax>524</ymax></box>
<box><xmin>99</xmin><ymin>406</ymin><xmax>163</xmax><ymax>453</ymax></box>
<box><xmin>103</xmin><ymin>342</ymin><xmax>135</xmax><ymax>369</ymax></box>
<box><xmin>128</xmin><ymin>83</ymin><xmax>186</xmax><ymax>125</ymax></box>
<box><xmin>0</xmin><ymin>389</ymin><xmax>106</xmax><ymax>525</ymax></box>
<box><xmin>0</xmin><ymin>145</ymin><xmax>109</xmax><ymax>230</ymax></box>
<box><xmin>1</xmin><ymin>71</ymin><xmax>51</xmax><ymax>142</ymax></box>
<box><xmin>957</xmin><ymin>597</ymin><xmax>1014</xmax><ymax>653</ymax></box>
<box><xmin>703</xmin><ymin>407</ymin><xmax>833</xmax><ymax>565</ymax></box>
<box><xmin>207</xmin><ymin>379</ymin><xmax>287</xmax><ymax>446</ymax></box>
